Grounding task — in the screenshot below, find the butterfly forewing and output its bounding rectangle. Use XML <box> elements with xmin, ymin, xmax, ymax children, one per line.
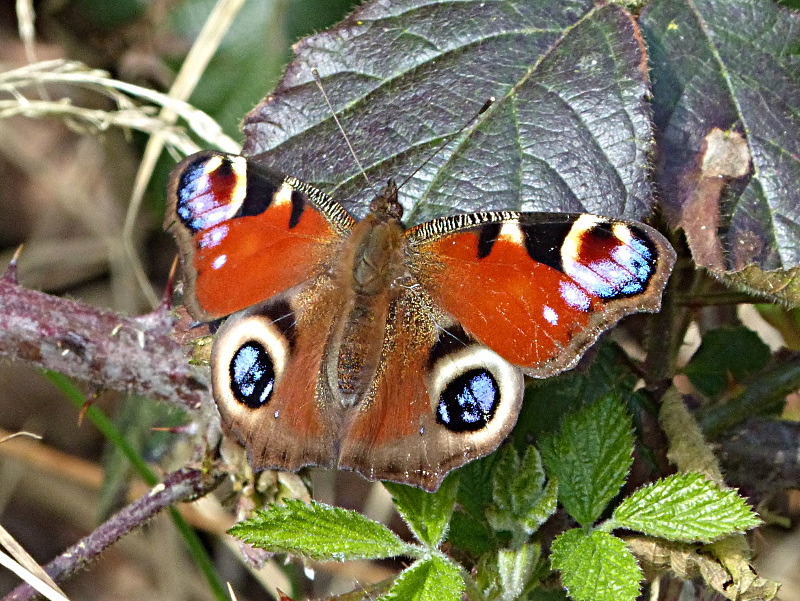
<box><xmin>165</xmin><ymin>151</ymin><xmax>355</xmax><ymax>321</ymax></box>
<box><xmin>406</xmin><ymin>212</ymin><xmax>676</xmax><ymax>378</ymax></box>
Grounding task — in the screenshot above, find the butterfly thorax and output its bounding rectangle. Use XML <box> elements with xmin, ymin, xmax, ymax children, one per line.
<box><xmin>328</xmin><ymin>183</ymin><xmax>407</xmax><ymax>407</ymax></box>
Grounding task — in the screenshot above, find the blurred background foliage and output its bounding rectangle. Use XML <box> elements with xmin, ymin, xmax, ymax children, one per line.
<box><xmin>0</xmin><ymin>0</ymin><xmax>359</xmax><ymax>311</ymax></box>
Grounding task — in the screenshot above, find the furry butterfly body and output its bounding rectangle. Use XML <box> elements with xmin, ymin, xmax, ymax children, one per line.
<box><xmin>166</xmin><ymin>150</ymin><xmax>675</xmax><ymax>491</ymax></box>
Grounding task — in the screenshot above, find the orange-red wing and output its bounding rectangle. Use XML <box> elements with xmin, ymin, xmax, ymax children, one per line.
<box><xmin>407</xmin><ymin>213</ymin><xmax>675</xmax><ymax>377</ymax></box>
<box><xmin>165</xmin><ymin>151</ymin><xmax>354</xmax><ymax>321</ymax></box>
<box><xmin>211</xmin><ymin>288</ymin><xmax>344</xmax><ymax>473</ymax></box>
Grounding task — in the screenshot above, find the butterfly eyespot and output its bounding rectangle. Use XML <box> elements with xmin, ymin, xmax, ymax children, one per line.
<box><xmin>211</xmin><ymin>307</ymin><xmax>292</xmax><ymax>416</ymax></box>
<box><xmin>230</xmin><ymin>341</ymin><xmax>276</xmax><ymax>408</ymax></box>
<box><xmin>427</xmin><ymin>339</ymin><xmax>524</xmax><ymax>439</ymax></box>
<box><xmin>435</xmin><ymin>368</ymin><xmax>500</xmax><ymax>432</ymax></box>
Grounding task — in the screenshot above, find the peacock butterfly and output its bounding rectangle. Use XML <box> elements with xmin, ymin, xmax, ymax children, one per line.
<box><xmin>165</xmin><ymin>150</ymin><xmax>675</xmax><ymax>491</ymax></box>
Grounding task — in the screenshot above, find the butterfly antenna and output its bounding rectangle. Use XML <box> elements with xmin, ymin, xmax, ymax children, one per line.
<box><xmin>312</xmin><ymin>68</ymin><xmax>373</xmax><ymax>189</ymax></box>
<box><xmin>398</xmin><ymin>96</ymin><xmax>495</xmax><ymax>190</ymax></box>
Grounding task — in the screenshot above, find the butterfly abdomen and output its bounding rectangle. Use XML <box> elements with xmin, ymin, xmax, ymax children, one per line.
<box><xmin>333</xmin><ymin>300</ymin><xmax>390</xmax><ymax>406</ymax></box>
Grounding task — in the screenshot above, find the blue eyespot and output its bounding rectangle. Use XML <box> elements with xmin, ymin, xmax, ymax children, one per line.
<box><xmin>230</xmin><ymin>341</ymin><xmax>275</xmax><ymax>408</ymax></box>
<box><xmin>436</xmin><ymin>369</ymin><xmax>500</xmax><ymax>432</ymax></box>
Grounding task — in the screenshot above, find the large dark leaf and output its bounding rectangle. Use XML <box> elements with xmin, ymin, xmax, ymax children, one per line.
<box><xmin>642</xmin><ymin>0</ymin><xmax>800</xmax><ymax>275</ymax></box>
<box><xmin>242</xmin><ymin>1</ymin><xmax>655</xmax><ymax>224</ymax></box>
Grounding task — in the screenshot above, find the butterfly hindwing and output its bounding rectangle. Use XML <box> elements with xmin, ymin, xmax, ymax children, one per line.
<box><xmin>165</xmin><ymin>151</ymin><xmax>355</xmax><ymax>321</ymax></box>
<box><xmin>338</xmin><ymin>290</ymin><xmax>524</xmax><ymax>491</ymax></box>
<box><xmin>407</xmin><ymin>212</ymin><xmax>676</xmax><ymax>378</ymax></box>
<box><xmin>211</xmin><ymin>282</ymin><xmax>344</xmax><ymax>472</ymax></box>
<box><xmin>338</xmin><ymin>210</ymin><xmax>674</xmax><ymax>491</ymax></box>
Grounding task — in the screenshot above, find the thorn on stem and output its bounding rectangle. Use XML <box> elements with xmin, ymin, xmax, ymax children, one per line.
<box><xmin>78</xmin><ymin>400</ymin><xmax>93</xmax><ymax>426</ymax></box>
<box><xmin>3</xmin><ymin>244</ymin><xmax>24</xmax><ymax>283</ymax></box>
<box><xmin>160</xmin><ymin>256</ymin><xmax>179</xmax><ymax>313</ymax></box>
<box><xmin>151</xmin><ymin>423</ymin><xmax>196</xmax><ymax>435</ymax></box>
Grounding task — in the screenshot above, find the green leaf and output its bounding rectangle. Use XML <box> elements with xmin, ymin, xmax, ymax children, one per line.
<box><xmin>244</xmin><ymin>3</ymin><xmax>655</xmax><ymax>225</ymax></box>
<box><xmin>457</xmin><ymin>452</ymin><xmax>502</xmax><ymax>515</ymax></box>
<box><xmin>608</xmin><ymin>473</ymin><xmax>761</xmax><ymax>543</ymax></box>
<box><xmin>682</xmin><ymin>327</ymin><xmax>771</xmax><ymax>397</ymax></box>
<box><xmin>550</xmin><ymin>529</ymin><xmax>642</xmax><ymax>601</ymax></box>
<box><xmin>448</xmin><ymin>454</ymin><xmax>502</xmax><ymax>555</ymax></box>
<box><xmin>468</xmin><ymin>543</ymin><xmax>543</xmax><ymax>601</ymax></box>
<box><xmin>447</xmin><ymin>512</ymin><xmax>496</xmax><ymax>557</ymax></box>
<box><xmin>642</xmin><ymin>0</ymin><xmax>800</xmax><ymax>283</ymax></box>
<box><xmin>381</xmin><ymin>556</ymin><xmax>464</xmax><ymax>601</ymax></box>
<box><xmin>228</xmin><ymin>499</ymin><xmax>413</xmax><ymax>561</ymax></box>
<box><xmin>486</xmin><ymin>446</ymin><xmax>557</xmax><ymax>543</ymax></box>
<box><xmin>384</xmin><ymin>472</ymin><xmax>460</xmax><ymax>547</ymax></box>
<box><xmin>496</xmin><ymin>544</ymin><xmax>541</xmax><ymax>601</ymax></box>
<box><xmin>539</xmin><ymin>395</ymin><xmax>634</xmax><ymax>526</ymax></box>
<box><xmin>516</xmin><ymin>343</ymin><xmax>641</xmax><ymax>441</ymax></box>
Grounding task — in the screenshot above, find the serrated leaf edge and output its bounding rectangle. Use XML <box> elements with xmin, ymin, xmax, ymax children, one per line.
<box><xmin>604</xmin><ymin>473</ymin><xmax>761</xmax><ymax>543</ymax></box>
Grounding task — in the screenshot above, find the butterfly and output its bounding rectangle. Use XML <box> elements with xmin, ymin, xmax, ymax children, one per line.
<box><xmin>165</xmin><ymin>150</ymin><xmax>675</xmax><ymax>491</ymax></box>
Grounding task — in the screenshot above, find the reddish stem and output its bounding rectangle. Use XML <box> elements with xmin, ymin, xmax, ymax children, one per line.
<box><xmin>3</xmin><ymin>468</ymin><xmax>221</xmax><ymax>601</ymax></box>
<box><xmin>0</xmin><ymin>277</ymin><xmax>208</xmax><ymax>411</ymax></box>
